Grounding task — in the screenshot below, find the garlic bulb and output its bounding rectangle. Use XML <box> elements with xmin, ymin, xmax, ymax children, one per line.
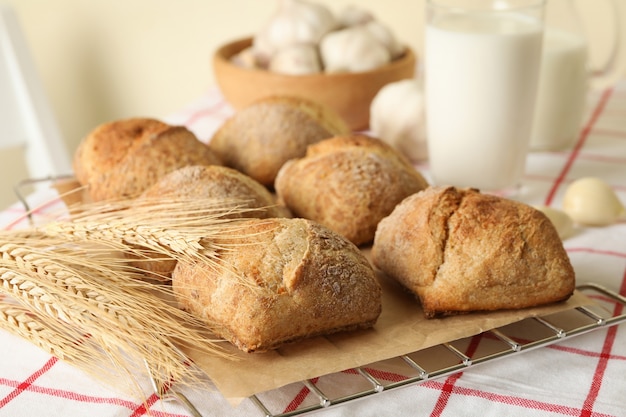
<box><xmin>320</xmin><ymin>26</ymin><xmax>391</xmax><ymax>73</ymax></box>
<box><xmin>369</xmin><ymin>79</ymin><xmax>427</xmax><ymax>162</ymax></box>
<box><xmin>252</xmin><ymin>0</ymin><xmax>336</xmax><ymax>64</ymax></box>
<box><xmin>269</xmin><ymin>43</ymin><xmax>322</xmax><ymax>75</ymax></box>
<box><xmin>562</xmin><ymin>177</ymin><xmax>625</xmax><ymax>226</ymax></box>
<box><xmin>249</xmin><ymin>1</ymin><xmax>404</xmax><ymax>74</ymax></box>
<box><xmin>337</xmin><ymin>5</ymin><xmax>374</xmax><ymax>28</ymax></box>
<box><xmin>363</xmin><ymin>20</ymin><xmax>405</xmax><ymax>59</ymax></box>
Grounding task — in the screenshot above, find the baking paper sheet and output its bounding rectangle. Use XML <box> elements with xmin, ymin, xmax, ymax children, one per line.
<box><xmin>183</xmin><ymin>269</ymin><xmax>590</xmax><ymax>403</ymax></box>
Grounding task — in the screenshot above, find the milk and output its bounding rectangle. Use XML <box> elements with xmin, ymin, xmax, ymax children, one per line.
<box><xmin>425</xmin><ymin>13</ymin><xmax>543</xmax><ymax>191</ymax></box>
<box><xmin>530</xmin><ymin>30</ymin><xmax>588</xmax><ymax>151</ymax></box>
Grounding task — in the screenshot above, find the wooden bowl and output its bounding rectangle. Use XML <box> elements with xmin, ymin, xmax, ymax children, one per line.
<box><xmin>213</xmin><ymin>37</ymin><xmax>417</xmax><ymax>131</ymax></box>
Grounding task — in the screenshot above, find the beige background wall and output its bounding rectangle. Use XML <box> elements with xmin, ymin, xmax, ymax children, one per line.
<box><xmin>0</xmin><ymin>0</ymin><xmax>623</xmax><ymax>208</ymax></box>
<box><xmin>9</xmin><ymin>0</ymin><xmax>425</xmax><ymax>152</ymax></box>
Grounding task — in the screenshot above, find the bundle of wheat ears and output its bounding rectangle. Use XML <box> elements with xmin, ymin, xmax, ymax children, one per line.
<box><xmin>0</xmin><ymin>195</ymin><xmax>266</xmax><ymax>398</ymax></box>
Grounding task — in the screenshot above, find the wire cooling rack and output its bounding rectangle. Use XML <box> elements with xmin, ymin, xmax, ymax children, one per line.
<box><xmin>241</xmin><ymin>283</ymin><xmax>626</xmax><ymax>417</ymax></box>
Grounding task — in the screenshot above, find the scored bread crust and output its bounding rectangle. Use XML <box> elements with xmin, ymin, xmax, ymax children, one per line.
<box><xmin>172</xmin><ymin>218</ymin><xmax>382</xmax><ymax>352</ymax></box>
<box><xmin>275</xmin><ymin>134</ymin><xmax>429</xmax><ymax>246</ymax></box>
<box><xmin>371</xmin><ymin>186</ymin><xmax>576</xmax><ymax>318</ymax></box>
<box><xmin>73</xmin><ymin>118</ymin><xmax>222</xmax><ymax>201</ymax></box>
<box><xmin>209</xmin><ymin>95</ymin><xmax>349</xmax><ymax>187</ymax></box>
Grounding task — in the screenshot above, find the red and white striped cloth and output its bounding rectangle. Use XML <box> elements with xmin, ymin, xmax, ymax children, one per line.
<box><xmin>1</xmin><ymin>82</ymin><xmax>625</xmax><ymax>417</ymax></box>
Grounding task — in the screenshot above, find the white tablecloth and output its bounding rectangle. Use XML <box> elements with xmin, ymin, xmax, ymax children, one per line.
<box><xmin>1</xmin><ymin>83</ymin><xmax>625</xmax><ymax>417</ymax></box>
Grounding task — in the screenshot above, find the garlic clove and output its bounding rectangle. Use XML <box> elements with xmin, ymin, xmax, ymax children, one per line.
<box><xmin>269</xmin><ymin>44</ymin><xmax>322</xmax><ymax>75</ymax></box>
<box><xmin>320</xmin><ymin>26</ymin><xmax>391</xmax><ymax>73</ymax></box>
<box><xmin>369</xmin><ymin>79</ymin><xmax>427</xmax><ymax>162</ymax></box>
<box><xmin>562</xmin><ymin>177</ymin><xmax>625</xmax><ymax>226</ymax></box>
<box><xmin>534</xmin><ymin>205</ymin><xmax>575</xmax><ymax>240</ymax></box>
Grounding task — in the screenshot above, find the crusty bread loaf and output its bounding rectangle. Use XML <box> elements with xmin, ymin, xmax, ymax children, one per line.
<box><xmin>371</xmin><ymin>186</ymin><xmax>576</xmax><ymax>318</ymax></box>
<box><xmin>172</xmin><ymin>217</ymin><xmax>382</xmax><ymax>352</ymax></box>
<box><xmin>73</xmin><ymin>118</ymin><xmax>222</xmax><ymax>201</ymax></box>
<box><xmin>275</xmin><ymin>134</ymin><xmax>429</xmax><ymax>246</ymax></box>
<box><xmin>130</xmin><ymin>165</ymin><xmax>291</xmax><ymax>280</ymax></box>
<box><xmin>209</xmin><ymin>95</ymin><xmax>349</xmax><ymax>187</ymax></box>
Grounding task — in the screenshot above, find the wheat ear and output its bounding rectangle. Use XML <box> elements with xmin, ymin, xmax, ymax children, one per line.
<box><xmin>17</xmin><ymin>192</ymin><xmax>269</xmax><ymax>256</ymax></box>
<box><xmin>0</xmin><ymin>196</ymin><xmax>278</xmax><ymax>397</ymax></box>
<box><xmin>0</xmin><ymin>234</ymin><xmax>231</xmax><ymax>391</ymax></box>
<box><xmin>0</xmin><ymin>301</ymin><xmax>90</xmax><ymax>364</ymax></box>
<box><xmin>43</xmin><ymin>197</ymin><xmax>277</xmax><ymax>288</ymax></box>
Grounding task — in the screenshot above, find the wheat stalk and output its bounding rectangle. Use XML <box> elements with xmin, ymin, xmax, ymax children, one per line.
<box><xmin>0</xmin><ymin>298</ymin><xmax>142</xmax><ymax>387</ymax></box>
<box><xmin>0</xmin><ymin>196</ymin><xmax>280</xmax><ymax>400</ymax></box>
<box><xmin>0</xmin><ymin>301</ymin><xmax>88</xmax><ymax>363</ymax></box>
<box><xmin>0</xmin><ymin>234</ymin><xmax>230</xmax><ymax>392</ymax></box>
<box><xmin>0</xmin><ymin>296</ymin><xmax>191</xmax><ymax>398</ymax></box>
<box><xmin>18</xmin><ymin>197</ymin><xmax>274</xmax><ymax>301</ymax></box>
<box><xmin>42</xmin><ymin>197</ymin><xmax>277</xmax><ymax>287</ymax></box>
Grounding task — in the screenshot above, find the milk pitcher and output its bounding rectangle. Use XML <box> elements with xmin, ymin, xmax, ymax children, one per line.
<box><xmin>529</xmin><ymin>0</ymin><xmax>625</xmax><ymax>151</ymax></box>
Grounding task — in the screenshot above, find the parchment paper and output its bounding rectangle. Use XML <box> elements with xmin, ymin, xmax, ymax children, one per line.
<box><xmin>183</xmin><ymin>270</ymin><xmax>590</xmax><ymax>403</ymax></box>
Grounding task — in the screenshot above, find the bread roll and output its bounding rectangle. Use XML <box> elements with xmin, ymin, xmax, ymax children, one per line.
<box><xmin>73</xmin><ymin>118</ymin><xmax>222</xmax><ymax>201</ymax></box>
<box><xmin>129</xmin><ymin>165</ymin><xmax>292</xmax><ymax>280</ymax></box>
<box><xmin>172</xmin><ymin>218</ymin><xmax>382</xmax><ymax>352</ymax></box>
<box><xmin>371</xmin><ymin>186</ymin><xmax>576</xmax><ymax>318</ymax></box>
<box><xmin>209</xmin><ymin>95</ymin><xmax>349</xmax><ymax>187</ymax></box>
<box><xmin>275</xmin><ymin>134</ymin><xmax>429</xmax><ymax>246</ymax></box>
<box><xmin>139</xmin><ymin>165</ymin><xmax>291</xmax><ymax>218</ymax></box>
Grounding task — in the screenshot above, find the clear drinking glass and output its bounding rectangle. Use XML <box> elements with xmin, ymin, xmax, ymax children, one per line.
<box><xmin>424</xmin><ymin>0</ymin><xmax>546</xmax><ymax>194</ymax></box>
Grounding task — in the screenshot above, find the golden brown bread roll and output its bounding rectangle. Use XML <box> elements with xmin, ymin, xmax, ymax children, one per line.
<box><xmin>73</xmin><ymin>118</ymin><xmax>222</xmax><ymax>201</ymax></box>
<box><xmin>172</xmin><ymin>217</ymin><xmax>382</xmax><ymax>352</ymax></box>
<box><xmin>130</xmin><ymin>165</ymin><xmax>292</xmax><ymax>280</ymax></box>
<box><xmin>371</xmin><ymin>186</ymin><xmax>576</xmax><ymax>318</ymax></box>
<box><xmin>209</xmin><ymin>95</ymin><xmax>349</xmax><ymax>187</ymax></box>
<box><xmin>275</xmin><ymin>134</ymin><xmax>429</xmax><ymax>246</ymax></box>
<box><xmin>139</xmin><ymin>165</ymin><xmax>291</xmax><ymax>218</ymax></box>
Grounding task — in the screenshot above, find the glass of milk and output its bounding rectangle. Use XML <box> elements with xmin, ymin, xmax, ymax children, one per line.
<box><xmin>424</xmin><ymin>0</ymin><xmax>545</xmax><ymax>194</ymax></box>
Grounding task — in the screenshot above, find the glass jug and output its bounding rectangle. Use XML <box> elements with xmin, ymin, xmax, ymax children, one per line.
<box><xmin>529</xmin><ymin>0</ymin><xmax>625</xmax><ymax>151</ymax></box>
